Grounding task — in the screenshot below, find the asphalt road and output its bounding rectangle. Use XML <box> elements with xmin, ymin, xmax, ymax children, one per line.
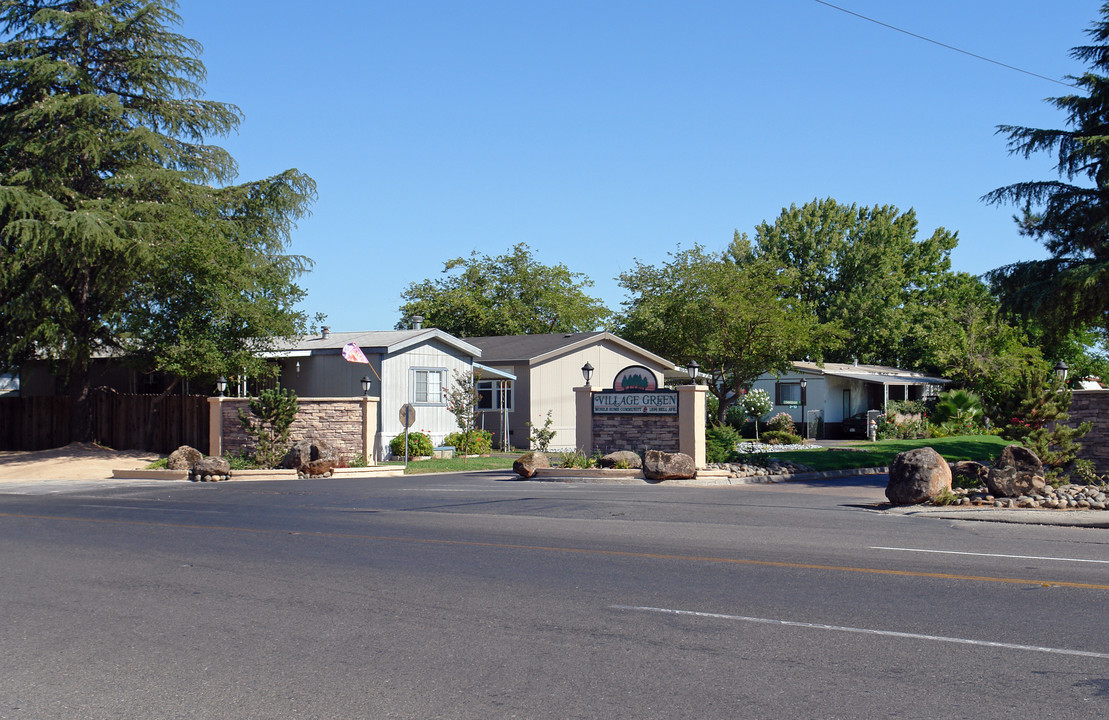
<box><xmin>2</xmin><ymin>471</ymin><xmax>1108</xmax><ymax>719</ymax></box>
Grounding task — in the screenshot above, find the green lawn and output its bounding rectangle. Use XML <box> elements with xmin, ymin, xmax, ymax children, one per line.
<box><xmin>760</xmin><ymin>435</ymin><xmax>1010</xmax><ymax>472</ymax></box>
<box><xmin>384</xmin><ymin>454</ymin><xmax>517</xmax><ymax>474</ymax></box>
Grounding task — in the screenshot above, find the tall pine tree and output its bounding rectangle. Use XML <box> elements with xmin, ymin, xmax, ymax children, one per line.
<box><xmin>984</xmin><ymin>4</ymin><xmax>1109</xmax><ymax>346</ymax></box>
<box><xmin>0</xmin><ymin>1</ymin><xmax>316</xmax><ymax>440</ymax></box>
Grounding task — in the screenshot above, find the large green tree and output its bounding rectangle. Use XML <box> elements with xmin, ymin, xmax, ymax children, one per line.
<box><xmin>0</xmin><ymin>1</ymin><xmax>315</xmax><ymax>439</ymax></box>
<box><xmin>618</xmin><ymin>239</ymin><xmax>841</xmax><ymax>425</ymax></box>
<box><xmin>752</xmin><ymin>198</ymin><xmax>959</xmax><ymax>368</ymax></box>
<box><xmin>397</xmin><ymin>242</ymin><xmax>611</xmax><ymax>336</ymax></box>
<box><xmin>984</xmin><ymin>4</ymin><xmax>1109</xmax><ymax>345</ymax></box>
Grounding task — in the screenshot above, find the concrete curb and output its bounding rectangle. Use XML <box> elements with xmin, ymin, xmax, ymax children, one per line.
<box><xmin>524</xmin><ymin>466</ymin><xmax>892</xmax><ymax>485</ymax></box>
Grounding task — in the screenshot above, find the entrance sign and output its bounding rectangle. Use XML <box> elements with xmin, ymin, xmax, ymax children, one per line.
<box><xmin>593</xmin><ymin>390</ymin><xmax>677</xmax><ymax>415</ymax></box>
<box><xmin>613</xmin><ymin>365</ymin><xmax>658</xmax><ymax>392</ymax></box>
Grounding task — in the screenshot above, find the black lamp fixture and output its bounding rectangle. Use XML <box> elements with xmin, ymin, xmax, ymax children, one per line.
<box><xmin>361</xmin><ymin>376</ymin><xmax>371</xmax><ymax>396</ymax></box>
<box><xmin>1055</xmin><ymin>360</ymin><xmax>1069</xmax><ymax>383</ymax></box>
<box><xmin>216</xmin><ymin>376</ymin><xmax>227</xmax><ymax>397</ymax></box>
<box><xmin>686</xmin><ymin>360</ymin><xmax>700</xmax><ymax>383</ymax></box>
<box><xmin>581</xmin><ymin>362</ymin><xmax>594</xmax><ymax>386</ymax></box>
<box><xmin>800</xmin><ymin>375</ymin><xmax>808</xmax><ymax>392</ymax></box>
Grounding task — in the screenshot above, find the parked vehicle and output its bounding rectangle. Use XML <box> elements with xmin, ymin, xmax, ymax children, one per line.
<box><xmin>842</xmin><ymin>411</ymin><xmax>871</xmax><ymax>437</ymax></box>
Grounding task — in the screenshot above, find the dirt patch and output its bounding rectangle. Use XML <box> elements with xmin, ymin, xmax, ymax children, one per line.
<box><xmin>0</xmin><ymin>442</ymin><xmax>161</xmax><ymax>481</ymax></box>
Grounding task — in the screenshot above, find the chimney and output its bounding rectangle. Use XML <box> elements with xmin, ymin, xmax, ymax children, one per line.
<box><xmin>321</xmin><ymin>326</ymin><xmax>331</xmax><ymax>339</ymax></box>
<box><xmin>412</xmin><ymin>315</ymin><xmax>424</xmax><ymax>330</ymax></box>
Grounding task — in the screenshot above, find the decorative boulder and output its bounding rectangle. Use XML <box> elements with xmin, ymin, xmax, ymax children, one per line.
<box><xmin>600</xmin><ymin>451</ymin><xmax>642</xmax><ymax>469</ymax></box>
<box><xmin>192</xmin><ymin>456</ymin><xmax>231</xmax><ymax>482</ymax></box>
<box><xmin>513</xmin><ymin>452</ymin><xmax>549</xmax><ymax>478</ymax></box>
<box><xmin>281</xmin><ymin>438</ymin><xmax>340</xmax><ymax>469</ymax></box>
<box><xmin>300</xmin><ymin>459</ymin><xmax>336</xmax><ymax>478</ymax></box>
<box><xmin>643</xmin><ymin>450</ymin><xmax>696</xmax><ymax>481</ymax></box>
<box><xmin>886</xmin><ymin>447</ymin><xmax>952</xmax><ymax>504</ymax></box>
<box><xmin>987</xmin><ymin>445</ymin><xmax>1045</xmax><ymax>497</ymax></box>
<box><xmin>949</xmin><ymin>460</ymin><xmax>989</xmax><ymax>485</ymax></box>
<box><xmin>167</xmin><ymin>445</ymin><xmax>203</xmax><ymax>471</ymax></box>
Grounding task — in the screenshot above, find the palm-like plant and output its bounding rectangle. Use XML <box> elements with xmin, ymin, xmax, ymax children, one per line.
<box><xmin>931</xmin><ymin>389</ymin><xmax>984</xmax><ymax>426</ymax></box>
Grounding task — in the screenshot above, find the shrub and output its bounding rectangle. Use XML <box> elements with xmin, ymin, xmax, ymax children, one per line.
<box><xmin>705</xmin><ymin>425</ymin><xmax>741</xmax><ymax>463</ymax></box>
<box><xmin>557</xmin><ymin>450</ymin><xmax>596</xmax><ymax>468</ymax></box>
<box><xmin>389</xmin><ymin>430</ymin><xmax>434</xmax><ymax>459</ymax></box>
<box><xmin>224</xmin><ymin>452</ymin><xmax>261</xmax><ymax>470</ymax></box>
<box><xmin>768</xmin><ymin>412</ymin><xmax>796</xmax><ymax>434</ymax></box>
<box><xmin>930</xmin><ymin>389</ymin><xmax>984</xmax><ymax>427</ymax></box>
<box><xmin>443</xmin><ymin>429</ymin><xmax>493</xmax><ymax>455</ymax></box>
<box><xmin>760</xmin><ymin>430</ymin><xmax>802</xmax><ymax>445</ymax></box>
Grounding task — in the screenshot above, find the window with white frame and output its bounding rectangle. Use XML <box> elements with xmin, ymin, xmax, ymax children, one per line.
<box><xmin>414</xmin><ymin>369</ymin><xmax>444</xmax><ymax>404</ymax></box>
<box><xmin>476</xmin><ymin>379</ymin><xmax>513</xmax><ymax>411</ymax></box>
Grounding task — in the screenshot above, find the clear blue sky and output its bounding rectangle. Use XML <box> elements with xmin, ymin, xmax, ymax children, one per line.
<box><xmin>180</xmin><ymin>0</ymin><xmax>1100</xmax><ymax>332</ymax></box>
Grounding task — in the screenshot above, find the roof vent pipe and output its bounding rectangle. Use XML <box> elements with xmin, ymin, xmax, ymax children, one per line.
<box><xmin>853</xmin><ymin>357</ymin><xmax>858</xmax><ymax>366</ymax></box>
<box><xmin>321</xmin><ymin>326</ymin><xmax>330</xmax><ymax>339</ymax></box>
<box><xmin>412</xmin><ymin>315</ymin><xmax>424</xmax><ymax>330</ymax></box>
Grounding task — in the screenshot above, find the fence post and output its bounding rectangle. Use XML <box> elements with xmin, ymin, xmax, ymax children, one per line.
<box><xmin>208</xmin><ymin>397</ymin><xmax>224</xmax><ymax>458</ymax></box>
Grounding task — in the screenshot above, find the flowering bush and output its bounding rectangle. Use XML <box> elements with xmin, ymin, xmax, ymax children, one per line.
<box><xmin>768</xmin><ymin>412</ymin><xmax>796</xmax><ymax>434</ymax></box>
<box><xmin>389</xmin><ymin>430</ymin><xmax>434</xmax><ymax>458</ymax></box>
<box><xmin>443</xmin><ymin>429</ymin><xmax>493</xmax><ymax>455</ymax></box>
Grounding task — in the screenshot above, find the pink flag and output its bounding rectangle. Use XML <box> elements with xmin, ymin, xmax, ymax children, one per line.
<box><xmin>342</xmin><ymin>342</ymin><xmax>370</xmax><ymax>364</ymax></box>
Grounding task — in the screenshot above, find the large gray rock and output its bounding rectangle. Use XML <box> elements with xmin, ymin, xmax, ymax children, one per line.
<box><xmin>192</xmin><ymin>456</ymin><xmax>231</xmax><ymax>482</ymax></box>
<box><xmin>513</xmin><ymin>451</ymin><xmax>549</xmax><ymax>478</ymax></box>
<box><xmin>886</xmin><ymin>447</ymin><xmax>952</xmax><ymax>504</ymax></box>
<box><xmin>167</xmin><ymin>445</ymin><xmax>203</xmax><ymax>470</ymax></box>
<box><xmin>643</xmin><ymin>450</ymin><xmax>696</xmax><ymax>481</ymax></box>
<box><xmin>600</xmin><ymin>451</ymin><xmax>642</xmax><ymax>469</ymax></box>
<box><xmin>281</xmin><ymin>438</ymin><xmax>340</xmax><ymax>470</ymax></box>
<box><xmin>987</xmin><ymin>445</ymin><xmax>1045</xmax><ymax>497</ymax></box>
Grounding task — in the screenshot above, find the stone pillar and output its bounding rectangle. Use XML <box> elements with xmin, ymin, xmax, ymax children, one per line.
<box><xmin>208</xmin><ymin>397</ymin><xmax>225</xmax><ymax>457</ymax></box>
<box><xmin>361</xmin><ymin>396</ymin><xmax>379</xmax><ymax>464</ymax></box>
<box><xmin>677</xmin><ymin>384</ymin><xmax>707</xmax><ymax>468</ymax></box>
<box><xmin>574</xmin><ymin>386</ymin><xmax>593</xmax><ymax>455</ymax></box>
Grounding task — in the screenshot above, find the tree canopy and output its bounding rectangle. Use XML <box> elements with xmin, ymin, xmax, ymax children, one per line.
<box><xmin>617</xmin><ymin>238</ymin><xmax>841</xmax><ymax>425</ymax></box>
<box><xmin>984</xmin><ymin>4</ymin><xmax>1109</xmax><ymax>345</ymax></box>
<box><xmin>0</xmin><ymin>1</ymin><xmax>315</xmax><ymax>438</ymax></box>
<box><xmin>752</xmin><ymin>198</ymin><xmax>959</xmax><ymax>368</ymax></box>
<box><xmin>396</xmin><ymin>243</ymin><xmax>611</xmax><ymax>336</ymax></box>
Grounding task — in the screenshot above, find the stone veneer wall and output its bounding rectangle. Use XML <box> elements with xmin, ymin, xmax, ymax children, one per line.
<box><xmin>592</xmin><ymin>414</ymin><xmax>680</xmax><ymax>455</ymax></box>
<box><xmin>220</xmin><ymin>398</ymin><xmax>364</xmax><ymax>458</ymax></box>
<box><xmin>1071</xmin><ymin>390</ymin><xmax>1109</xmax><ymax>472</ymax></box>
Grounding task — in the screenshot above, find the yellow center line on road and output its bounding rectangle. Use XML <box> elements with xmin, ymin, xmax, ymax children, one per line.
<box><xmin>5</xmin><ymin>510</ymin><xmax>1109</xmax><ymax>591</ymax></box>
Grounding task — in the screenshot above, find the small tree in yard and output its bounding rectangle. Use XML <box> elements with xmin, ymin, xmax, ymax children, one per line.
<box><xmin>740</xmin><ymin>389</ymin><xmax>773</xmax><ymax>440</ymax></box>
<box><xmin>444</xmin><ymin>370</ymin><xmax>481</xmax><ymax>456</ymax></box>
<box><xmin>528</xmin><ymin>410</ymin><xmax>557</xmax><ymax>452</ymax></box>
<box><xmin>238</xmin><ymin>388</ymin><xmax>299</xmax><ymax>468</ymax></box>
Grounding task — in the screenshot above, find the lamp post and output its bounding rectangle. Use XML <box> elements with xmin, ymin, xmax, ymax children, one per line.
<box><xmin>799</xmin><ymin>375</ymin><xmax>808</xmax><ymax>440</ymax></box>
<box><xmin>361</xmin><ymin>376</ymin><xmax>371</xmax><ymax>397</ymax></box>
<box><xmin>683</xmin><ymin>357</ymin><xmax>700</xmax><ymax>381</ymax></box>
<box><xmin>216</xmin><ymin>376</ymin><xmax>227</xmax><ymax>397</ymax></box>
<box><xmin>1055</xmin><ymin>360</ymin><xmax>1069</xmax><ymax>384</ymax></box>
<box><xmin>581</xmin><ymin>362</ymin><xmax>594</xmax><ymax>387</ymax></box>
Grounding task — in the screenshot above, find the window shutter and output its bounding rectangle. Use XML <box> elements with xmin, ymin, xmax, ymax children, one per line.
<box><xmin>775</xmin><ymin>382</ymin><xmax>781</xmax><ymax>405</ymax></box>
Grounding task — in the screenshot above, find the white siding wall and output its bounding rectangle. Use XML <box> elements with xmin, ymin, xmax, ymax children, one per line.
<box><xmin>377</xmin><ymin>340</ymin><xmax>474</xmax><ymax>457</ymax></box>
<box><xmin>530</xmin><ymin>341</ymin><xmax>668</xmax><ymax>451</ymax></box>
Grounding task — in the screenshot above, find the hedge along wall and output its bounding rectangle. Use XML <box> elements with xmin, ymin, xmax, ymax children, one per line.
<box><xmin>592</xmin><ymin>414</ymin><xmax>680</xmax><ymax>455</ymax></box>
<box><xmin>1070</xmin><ymin>390</ymin><xmax>1109</xmax><ymax>472</ymax></box>
<box><xmin>210</xmin><ymin>397</ymin><xmax>378</xmax><ymax>462</ymax></box>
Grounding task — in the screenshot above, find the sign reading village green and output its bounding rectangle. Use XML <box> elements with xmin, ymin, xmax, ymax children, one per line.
<box><xmin>593</xmin><ymin>389</ymin><xmax>677</xmax><ymax>415</ymax></box>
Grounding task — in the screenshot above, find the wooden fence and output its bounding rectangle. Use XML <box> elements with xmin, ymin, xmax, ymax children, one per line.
<box><xmin>0</xmin><ymin>392</ymin><xmax>209</xmax><ymax>453</ymax></box>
